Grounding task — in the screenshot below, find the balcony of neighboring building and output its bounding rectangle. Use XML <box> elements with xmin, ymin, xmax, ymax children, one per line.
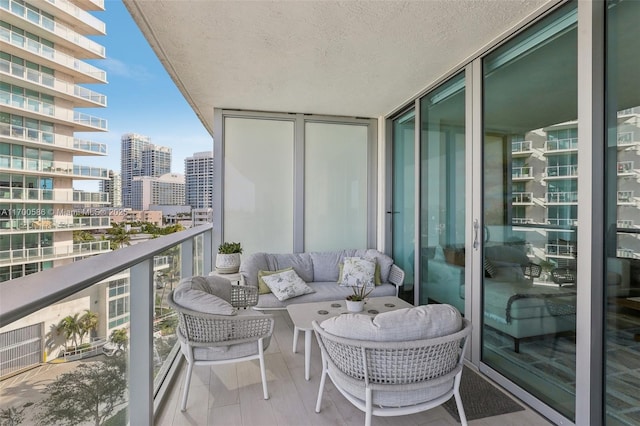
<box><xmin>511</xmin><ymin>166</ymin><xmax>534</xmax><ymax>181</ymax></box>
<box><xmin>511</xmin><ymin>191</ymin><xmax>533</xmax><ymax>205</ymax></box>
<box><xmin>511</xmin><ymin>140</ymin><xmax>533</xmax><ymax>156</ymax></box>
<box><xmin>0</xmin><ymin>90</ymin><xmax>107</xmax><ymax>132</ymax></box>
<box><xmin>546</xmin><ymin>218</ymin><xmax>578</xmax><ymax>227</ymax></box>
<box><xmin>544</xmin><ymin>164</ymin><xmax>578</xmax><ymax>179</ymax></box>
<box><xmin>617</xmin><ymin>132</ymin><xmax>638</xmax><ymax>150</ymax></box>
<box><xmin>617</xmin><ymin>190</ymin><xmax>636</xmax><ymax>205</ymax></box>
<box><xmin>0</xmin><ymin>122</ymin><xmax>107</xmax><ymax>156</ymax></box>
<box><xmin>546</xmin><ymin>191</ymin><xmax>578</xmax><ymax>204</ymax></box>
<box><xmin>1</xmin><ymin>0</ymin><xmax>105</xmax><ymax>59</ymax></box>
<box><xmin>0</xmin><ymin>26</ymin><xmax>106</xmax><ymax>84</ymax></box>
<box><xmin>0</xmin><ymin>156</ymin><xmax>108</xmax><ymax>179</ymax></box>
<box><xmin>0</xmin><ymin>240</ymin><xmax>111</xmax><ymax>267</ymax></box>
<box><xmin>617</xmin><ymin>160</ymin><xmax>636</xmax><ymax>176</ymax></box>
<box><xmin>35</xmin><ymin>0</ymin><xmax>106</xmax><ymax>35</ymax></box>
<box><xmin>0</xmin><ymin>186</ymin><xmax>109</xmax><ymax>205</ymax></box>
<box><xmin>545</xmin><ymin>243</ymin><xmax>577</xmax><ymax>259</ymax></box>
<box><xmin>0</xmin><ymin>57</ymin><xmax>107</xmax><ymax>108</ymax></box>
<box><xmin>544</xmin><ymin>137</ymin><xmax>578</xmax><ymax>154</ymax></box>
<box><xmin>1</xmin><ymin>216</ymin><xmax>111</xmax><ymax>234</ymax></box>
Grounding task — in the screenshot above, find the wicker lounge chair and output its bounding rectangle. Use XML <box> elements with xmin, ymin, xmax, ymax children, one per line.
<box><xmin>168</xmin><ymin>284</ymin><xmax>274</xmax><ymax>411</ymax></box>
<box><xmin>313</xmin><ymin>318</ymin><xmax>472</xmax><ymax>426</ymax></box>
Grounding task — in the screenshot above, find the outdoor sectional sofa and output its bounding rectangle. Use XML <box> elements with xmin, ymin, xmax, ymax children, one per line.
<box><xmin>239</xmin><ymin>249</ymin><xmax>405</xmax><ymax>310</ymax></box>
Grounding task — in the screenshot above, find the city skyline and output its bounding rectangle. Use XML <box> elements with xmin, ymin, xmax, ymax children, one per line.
<box><xmin>75</xmin><ymin>1</ymin><xmax>211</xmax><ymax>192</ymax></box>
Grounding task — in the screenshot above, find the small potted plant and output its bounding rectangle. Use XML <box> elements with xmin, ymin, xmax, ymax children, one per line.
<box><xmin>345</xmin><ymin>285</ymin><xmax>373</xmax><ymax>312</ymax></box>
<box><xmin>215</xmin><ymin>242</ymin><xmax>243</xmax><ymax>273</ymax></box>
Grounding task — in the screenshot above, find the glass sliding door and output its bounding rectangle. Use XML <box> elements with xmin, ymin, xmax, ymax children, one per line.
<box><xmin>419</xmin><ymin>72</ymin><xmax>466</xmax><ymax>312</ymax></box>
<box><xmin>391</xmin><ymin>109</ymin><xmax>415</xmax><ymax>300</ymax></box>
<box><xmin>605</xmin><ymin>0</ymin><xmax>640</xmax><ymax>424</ymax></box>
<box><xmin>481</xmin><ymin>3</ymin><xmax>578</xmax><ymax>419</ymax></box>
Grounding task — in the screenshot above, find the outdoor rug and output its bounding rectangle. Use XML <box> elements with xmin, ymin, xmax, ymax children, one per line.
<box><xmin>443</xmin><ymin>366</ymin><xmax>525</xmax><ymax>422</ymax></box>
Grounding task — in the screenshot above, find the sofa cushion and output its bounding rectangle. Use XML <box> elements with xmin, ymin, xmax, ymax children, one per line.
<box><xmin>240</xmin><ymin>252</ymin><xmax>270</xmax><ymax>287</ymax></box>
<box><xmin>265</xmin><ymin>253</ymin><xmax>314</xmax><ymax>282</ymax></box>
<box><xmin>173</xmin><ymin>276</ymin><xmax>236</xmax><ymax>315</ymax></box>
<box><xmin>320</xmin><ymin>304</ymin><xmax>462</xmax><ymax>342</ymax></box>
<box><xmin>309</xmin><ymin>251</ymin><xmax>351</xmax><ymax>282</ymax></box>
<box><xmin>339</xmin><ymin>257</ymin><xmax>376</xmax><ymax>288</ymax></box>
<box><xmin>354</xmin><ymin>249</ymin><xmax>394</xmax><ymax>283</ymax></box>
<box><xmin>258</xmin><ymin>267</ymin><xmax>293</xmax><ymax>294</ymax></box>
<box><xmin>261</xmin><ymin>269</ymin><xmax>315</xmax><ymax>301</ymax></box>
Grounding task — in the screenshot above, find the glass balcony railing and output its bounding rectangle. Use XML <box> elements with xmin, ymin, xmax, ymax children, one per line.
<box><xmin>618</xmin><ymin>132</ymin><xmax>636</xmax><ymax>146</ymax></box>
<box><xmin>0</xmin><ymin>155</ymin><xmax>108</xmax><ymax>178</ymax></box>
<box><xmin>0</xmin><ymin>58</ymin><xmax>107</xmax><ymax>106</ymax></box>
<box><xmin>512</xmin><ymin>192</ymin><xmax>533</xmax><ymax>204</ymax></box>
<box><xmin>1</xmin><ymin>216</ymin><xmax>111</xmax><ymax>233</ymax></box>
<box><xmin>617</xmin><ymin>161</ymin><xmax>635</xmax><ymax>175</ymax></box>
<box><xmin>45</xmin><ymin>0</ymin><xmax>106</xmax><ymax>34</ymax></box>
<box><xmin>0</xmin><ymin>187</ymin><xmax>108</xmax><ymax>204</ymax></box>
<box><xmin>0</xmin><ymin>225</ymin><xmax>212</xmax><ymax>425</ymax></box>
<box><xmin>545</xmin><ymin>137</ymin><xmax>578</xmax><ymax>152</ymax></box>
<box><xmin>547</xmin><ymin>218</ymin><xmax>578</xmax><ymax>227</ymax></box>
<box><xmin>511</xmin><ymin>140</ymin><xmax>533</xmax><ymax>153</ymax></box>
<box><xmin>546</xmin><ymin>191</ymin><xmax>578</xmax><ymax>203</ymax></box>
<box><xmin>0</xmin><ymin>123</ymin><xmax>107</xmax><ymax>155</ymax></box>
<box><xmin>2</xmin><ymin>0</ymin><xmax>105</xmax><ymax>57</ymax></box>
<box><xmin>0</xmin><ymin>26</ymin><xmax>106</xmax><ymax>82</ymax></box>
<box><xmin>546</xmin><ymin>243</ymin><xmax>576</xmax><ymax>257</ymax></box>
<box><xmin>512</xmin><ymin>166</ymin><xmax>533</xmax><ymax>179</ymax></box>
<box><xmin>0</xmin><ymin>240</ymin><xmax>111</xmax><ymax>266</ymax></box>
<box><xmin>545</xmin><ymin>164</ymin><xmax>578</xmax><ymax>178</ymax></box>
<box><xmin>618</xmin><ymin>191</ymin><xmax>635</xmax><ymax>204</ymax></box>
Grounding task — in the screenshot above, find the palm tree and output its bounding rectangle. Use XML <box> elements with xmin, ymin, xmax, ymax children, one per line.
<box><xmin>56</xmin><ymin>314</ymin><xmax>81</xmax><ymax>350</ymax></box>
<box><xmin>107</xmin><ymin>224</ymin><xmax>131</xmax><ymax>250</ymax></box>
<box><xmin>78</xmin><ymin>310</ymin><xmax>99</xmax><ymax>343</ymax></box>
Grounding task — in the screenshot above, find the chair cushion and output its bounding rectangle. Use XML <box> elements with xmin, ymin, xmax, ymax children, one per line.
<box><xmin>173</xmin><ymin>276</ymin><xmax>236</xmax><ymax>315</ymax></box>
<box><xmin>261</xmin><ymin>269</ymin><xmax>315</xmax><ymax>301</ymax></box>
<box><xmin>321</xmin><ymin>304</ymin><xmax>462</xmax><ymax>342</ymax></box>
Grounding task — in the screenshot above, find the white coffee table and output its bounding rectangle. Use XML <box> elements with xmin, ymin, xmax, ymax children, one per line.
<box><xmin>286</xmin><ymin>296</ymin><xmax>413</xmax><ymax>380</ymax></box>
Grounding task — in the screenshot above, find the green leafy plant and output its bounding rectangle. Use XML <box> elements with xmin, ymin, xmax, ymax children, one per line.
<box><xmin>218</xmin><ymin>242</ymin><xmax>243</xmax><ymax>254</ymax></box>
<box><xmin>346</xmin><ymin>285</ymin><xmax>373</xmax><ymax>302</ymax></box>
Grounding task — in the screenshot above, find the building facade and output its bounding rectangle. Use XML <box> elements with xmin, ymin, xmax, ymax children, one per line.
<box><xmin>184</xmin><ymin>150</ymin><xmax>213</xmax><ymax>210</ymax></box>
<box><xmin>0</xmin><ymin>0</ymin><xmax>111</xmax><ymax>282</ymax></box>
<box><xmin>130</xmin><ymin>173</ymin><xmax>185</xmax><ymax>211</ymax></box>
<box><xmin>99</xmin><ymin>169</ymin><xmax>122</xmax><ymax>208</ymax></box>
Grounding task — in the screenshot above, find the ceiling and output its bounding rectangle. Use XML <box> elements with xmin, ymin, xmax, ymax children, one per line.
<box><xmin>124</xmin><ymin>0</ymin><xmax>553</xmax><ymax>135</ymax></box>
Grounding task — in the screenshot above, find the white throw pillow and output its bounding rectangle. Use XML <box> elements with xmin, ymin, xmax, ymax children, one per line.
<box><xmin>339</xmin><ymin>257</ymin><xmax>376</xmax><ymax>288</ymax></box>
<box><xmin>261</xmin><ymin>269</ymin><xmax>315</xmax><ymax>301</ymax></box>
<box><xmin>320</xmin><ymin>304</ymin><xmax>462</xmax><ymax>342</ymax></box>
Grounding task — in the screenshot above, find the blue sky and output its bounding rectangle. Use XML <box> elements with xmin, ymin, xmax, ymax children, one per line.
<box><xmin>75</xmin><ymin>0</ymin><xmax>212</xmax><ymax>191</ymax></box>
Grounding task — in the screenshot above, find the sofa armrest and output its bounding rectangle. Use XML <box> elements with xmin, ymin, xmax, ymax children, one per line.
<box><xmin>388</xmin><ymin>264</ymin><xmax>405</xmax><ymax>296</ymax></box>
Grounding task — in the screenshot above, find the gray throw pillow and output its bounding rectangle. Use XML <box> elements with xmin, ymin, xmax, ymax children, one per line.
<box><xmin>173</xmin><ymin>276</ymin><xmax>236</xmax><ymax>315</ymax></box>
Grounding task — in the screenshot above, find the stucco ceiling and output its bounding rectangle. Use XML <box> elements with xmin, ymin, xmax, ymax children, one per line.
<box><xmin>124</xmin><ymin>0</ymin><xmax>553</xmax><ymax>135</ymax></box>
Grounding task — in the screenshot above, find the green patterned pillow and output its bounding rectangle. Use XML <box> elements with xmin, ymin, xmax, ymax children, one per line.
<box><xmin>258</xmin><ymin>267</ymin><xmax>293</xmax><ymax>294</ymax></box>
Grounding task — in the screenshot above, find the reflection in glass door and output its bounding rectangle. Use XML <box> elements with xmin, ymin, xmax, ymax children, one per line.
<box><xmin>605</xmin><ymin>0</ymin><xmax>640</xmax><ymax>424</ymax></box>
<box><xmin>392</xmin><ymin>110</ymin><xmax>415</xmax><ymax>301</ymax></box>
<box><xmin>419</xmin><ymin>73</ymin><xmax>466</xmax><ymax>313</ymax></box>
<box><xmin>481</xmin><ymin>3</ymin><xmax>577</xmax><ymax>420</ymax></box>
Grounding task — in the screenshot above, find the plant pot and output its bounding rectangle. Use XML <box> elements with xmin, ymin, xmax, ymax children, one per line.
<box><xmin>215</xmin><ymin>253</ymin><xmax>241</xmax><ymax>273</ymax></box>
<box><xmin>346</xmin><ymin>299</ymin><xmax>365</xmax><ymax>313</ymax></box>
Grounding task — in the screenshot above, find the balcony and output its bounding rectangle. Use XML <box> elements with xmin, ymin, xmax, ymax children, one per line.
<box><xmin>1</xmin><ymin>216</ymin><xmax>111</xmax><ymax>234</ymax></box>
<box><xmin>546</xmin><ymin>243</ymin><xmax>576</xmax><ymax>258</ymax></box>
<box><xmin>0</xmin><ymin>90</ymin><xmax>107</xmax><ymax>131</ymax></box>
<box><xmin>617</xmin><ymin>190</ymin><xmax>635</xmax><ymax>205</ymax></box>
<box><xmin>544</xmin><ymin>137</ymin><xmax>578</xmax><ymax>153</ymax></box>
<box><xmin>0</xmin><ymin>57</ymin><xmax>107</xmax><ymax>107</ymax></box>
<box><xmin>511</xmin><ymin>140</ymin><xmax>533</xmax><ymax>155</ymax></box>
<box><xmin>546</xmin><ymin>218</ymin><xmax>578</xmax><ymax>227</ymax></box>
<box><xmin>0</xmin><ymin>225</ymin><xmax>546</xmax><ymax>425</ymax></box>
<box><xmin>511</xmin><ymin>166</ymin><xmax>533</xmax><ymax>180</ymax></box>
<box><xmin>0</xmin><ymin>122</ymin><xmax>107</xmax><ymax>155</ymax></box>
<box><xmin>41</xmin><ymin>0</ymin><xmax>106</xmax><ymax>35</ymax></box>
<box><xmin>1</xmin><ymin>0</ymin><xmax>105</xmax><ymax>58</ymax></box>
<box><xmin>0</xmin><ymin>187</ymin><xmax>108</xmax><ymax>204</ymax></box>
<box><xmin>546</xmin><ymin>191</ymin><xmax>578</xmax><ymax>204</ymax></box>
<box><xmin>617</xmin><ymin>161</ymin><xmax>635</xmax><ymax>176</ymax></box>
<box><xmin>512</xmin><ymin>192</ymin><xmax>533</xmax><ymax>204</ymax></box>
<box><xmin>0</xmin><ymin>155</ymin><xmax>108</xmax><ymax>179</ymax></box>
<box><xmin>544</xmin><ymin>164</ymin><xmax>578</xmax><ymax>179</ymax></box>
<box><xmin>0</xmin><ymin>26</ymin><xmax>106</xmax><ymax>83</ymax></box>
<box><xmin>617</xmin><ymin>132</ymin><xmax>638</xmax><ymax>149</ymax></box>
<box><xmin>0</xmin><ymin>240</ymin><xmax>111</xmax><ymax>266</ymax></box>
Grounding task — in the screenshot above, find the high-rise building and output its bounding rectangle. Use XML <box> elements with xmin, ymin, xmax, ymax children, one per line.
<box><xmin>0</xmin><ymin>0</ymin><xmax>111</xmax><ymax>282</ymax></box>
<box><xmin>185</xmin><ymin>151</ymin><xmax>213</xmax><ymax>209</ymax></box>
<box><xmin>100</xmin><ymin>170</ymin><xmax>122</xmax><ymax>208</ymax></box>
<box><xmin>131</xmin><ymin>173</ymin><xmax>185</xmax><ymax>211</ymax></box>
<box><xmin>120</xmin><ymin>133</ymin><xmax>171</xmax><ymax>208</ymax></box>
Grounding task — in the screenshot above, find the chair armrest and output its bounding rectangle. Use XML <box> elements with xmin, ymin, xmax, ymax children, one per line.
<box><xmin>177</xmin><ymin>309</ymin><xmax>274</xmax><ymax>346</ymax></box>
<box><xmin>230</xmin><ymin>285</ymin><xmax>258</xmax><ymax>308</ymax></box>
<box><xmin>388</xmin><ymin>264</ymin><xmax>405</xmax><ymax>287</ymax></box>
<box><xmin>523</xmin><ymin>262</ymin><xmax>542</xmax><ymax>279</ymax></box>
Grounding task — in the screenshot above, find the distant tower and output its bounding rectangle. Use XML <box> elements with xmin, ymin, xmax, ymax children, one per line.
<box><xmin>120</xmin><ymin>134</ymin><xmax>171</xmax><ymax>208</ymax></box>
<box><xmin>185</xmin><ymin>151</ymin><xmax>214</xmax><ymax>209</ymax></box>
<box><xmin>100</xmin><ymin>170</ymin><xmax>122</xmax><ymax>207</ymax></box>
<box><xmin>131</xmin><ymin>173</ymin><xmax>185</xmax><ymax>210</ymax></box>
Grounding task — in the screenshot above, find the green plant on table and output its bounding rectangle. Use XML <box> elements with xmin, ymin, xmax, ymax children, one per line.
<box><xmin>346</xmin><ymin>284</ymin><xmax>373</xmax><ymax>302</ymax></box>
<box><xmin>218</xmin><ymin>242</ymin><xmax>243</xmax><ymax>254</ymax></box>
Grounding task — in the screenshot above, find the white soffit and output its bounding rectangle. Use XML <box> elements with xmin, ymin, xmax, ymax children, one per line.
<box><xmin>125</xmin><ymin>0</ymin><xmax>552</xmax><ymax>134</ymax></box>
